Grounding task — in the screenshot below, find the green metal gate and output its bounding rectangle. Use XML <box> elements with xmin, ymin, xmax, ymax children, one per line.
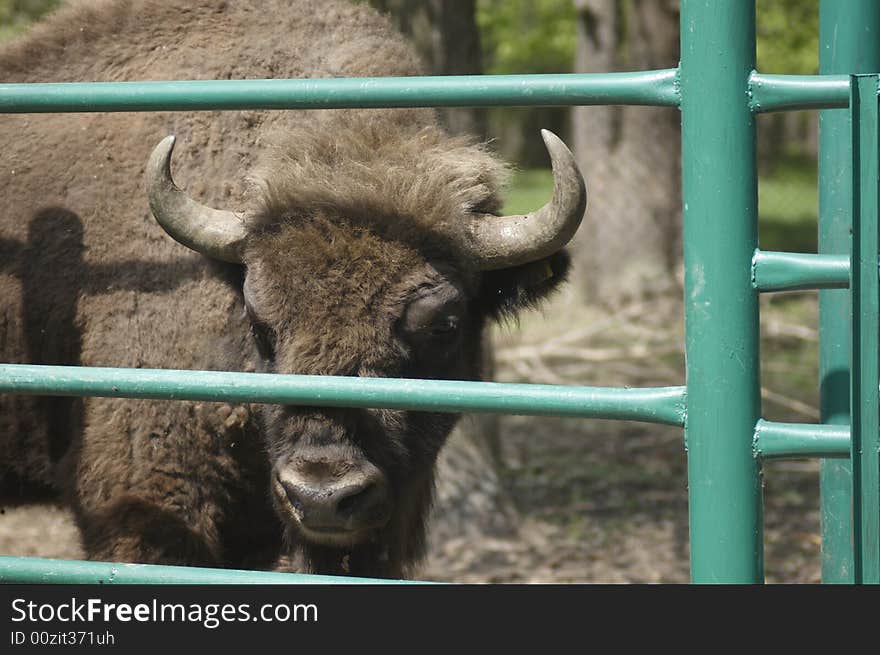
<box><xmin>0</xmin><ymin>0</ymin><xmax>877</xmax><ymax>584</ymax></box>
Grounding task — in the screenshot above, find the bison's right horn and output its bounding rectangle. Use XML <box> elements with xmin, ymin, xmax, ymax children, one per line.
<box><xmin>466</xmin><ymin>130</ymin><xmax>586</xmax><ymax>270</ymax></box>
<box><xmin>145</xmin><ymin>135</ymin><xmax>247</xmax><ymax>263</ymax></box>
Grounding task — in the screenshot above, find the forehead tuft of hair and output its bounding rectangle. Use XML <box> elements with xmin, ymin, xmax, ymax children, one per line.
<box><xmin>246</xmin><ymin>114</ymin><xmax>511</xmax><ymax>241</ymax></box>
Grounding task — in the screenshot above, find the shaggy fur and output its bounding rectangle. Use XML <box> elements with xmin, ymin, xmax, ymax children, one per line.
<box><xmin>0</xmin><ymin>0</ymin><xmax>570</xmax><ymax>577</ymax></box>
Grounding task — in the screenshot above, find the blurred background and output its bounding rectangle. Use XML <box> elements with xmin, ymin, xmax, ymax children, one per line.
<box><xmin>0</xmin><ymin>0</ymin><xmax>825</xmax><ymax>582</ymax></box>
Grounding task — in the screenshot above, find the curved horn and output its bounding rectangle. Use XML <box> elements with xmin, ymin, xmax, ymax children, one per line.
<box><xmin>145</xmin><ymin>135</ymin><xmax>247</xmax><ymax>263</ymax></box>
<box><xmin>466</xmin><ymin>130</ymin><xmax>587</xmax><ymax>270</ymax></box>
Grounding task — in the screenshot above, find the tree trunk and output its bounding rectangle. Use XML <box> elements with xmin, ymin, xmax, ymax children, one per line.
<box><xmin>370</xmin><ymin>0</ymin><xmax>488</xmax><ymax>139</ymax></box>
<box><xmin>572</xmin><ymin>0</ymin><xmax>682</xmax><ymax>305</ymax></box>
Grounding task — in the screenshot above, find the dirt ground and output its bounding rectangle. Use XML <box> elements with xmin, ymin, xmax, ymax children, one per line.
<box><xmin>421</xmin><ymin>415</ymin><xmax>821</xmax><ymax>583</ymax></box>
<box><xmin>0</xmin><ymin>292</ymin><xmax>824</xmax><ymax>583</ymax></box>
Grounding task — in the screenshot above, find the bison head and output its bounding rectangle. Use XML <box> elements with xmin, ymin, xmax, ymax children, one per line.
<box><xmin>144</xmin><ymin>124</ymin><xmax>585</xmax><ymax>577</ymax></box>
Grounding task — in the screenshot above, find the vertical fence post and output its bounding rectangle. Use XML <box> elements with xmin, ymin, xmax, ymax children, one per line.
<box><xmin>850</xmin><ymin>74</ymin><xmax>880</xmax><ymax>583</ymax></box>
<box><xmin>818</xmin><ymin>0</ymin><xmax>880</xmax><ymax>584</ymax></box>
<box><xmin>680</xmin><ymin>0</ymin><xmax>764</xmax><ymax>582</ymax></box>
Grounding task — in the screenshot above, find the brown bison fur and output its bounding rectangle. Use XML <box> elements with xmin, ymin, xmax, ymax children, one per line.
<box><xmin>0</xmin><ymin>0</ymin><xmax>570</xmax><ymax>578</ymax></box>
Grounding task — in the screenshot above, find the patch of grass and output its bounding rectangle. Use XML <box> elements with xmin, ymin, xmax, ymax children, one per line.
<box><xmin>501</xmin><ymin>168</ymin><xmax>554</xmax><ymax>215</ymax></box>
<box><xmin>759</xmin><ymin>155</ymin><xmax>818</xmax><ymax>253</ymax></box>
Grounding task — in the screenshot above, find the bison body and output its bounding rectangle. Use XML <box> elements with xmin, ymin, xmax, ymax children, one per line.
<box><xmin>0</xmin><ymin>0</ymin><xmax>581</xmax><ymax>578</ymax></box>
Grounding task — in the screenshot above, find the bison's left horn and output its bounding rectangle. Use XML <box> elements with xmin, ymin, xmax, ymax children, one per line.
<box><xmin>467</xmin><ymin>130</ymin><xmax>586</xmax><ymax>270</ymax></box>
<box><xmin>145</xmin><ymin>135</ymin><xmax>247</xmax><ymax>263</ymax></box>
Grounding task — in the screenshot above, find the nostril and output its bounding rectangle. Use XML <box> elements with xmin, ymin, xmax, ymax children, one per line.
<box><xmin>279</xmin><ymin>467</ymin><xmax>391</xmax><ymax>530</ymax></box>
<box><xmin>336</xmin><ymin>483</ymin><xmax>377</xmax><ymax>517</ymax></box>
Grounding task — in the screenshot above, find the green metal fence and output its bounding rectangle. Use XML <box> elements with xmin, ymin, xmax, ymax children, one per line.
<box><xmin>0</xmin><ymin>0</ymin><xmax>878</xmax><ymax>584</ymax></box>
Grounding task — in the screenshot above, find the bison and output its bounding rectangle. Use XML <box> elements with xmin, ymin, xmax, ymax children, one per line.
<box><xmin>0</xmin><ymin>0</ymin><xmax>585</xmax><ymax>578</ymax></box>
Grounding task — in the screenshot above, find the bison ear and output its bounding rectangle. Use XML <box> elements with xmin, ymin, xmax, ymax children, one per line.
<box><xmin>477</xmin><ymin>249</ymin><xmax>571</xmax><ymax>322</ymax></box>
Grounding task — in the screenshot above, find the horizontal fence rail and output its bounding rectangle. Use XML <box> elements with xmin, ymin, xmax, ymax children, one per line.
<box><xmin>0</xmin><ymin>556</ymin><xmax>415</xmax><ymax>585</ymax></box>
<box><xmin>753</xmin><ymin>420</ymin><xmax>851</xmax><ymax>459</ymax></box>
<box><xmin>751</xmin><ymin>250</ymin><xmax>851</xmax><ymax>291</ymax></box>
<box><xmin>0</xmin><ymin>70</ymin><xmax>876</xmax><ymax>114</ymax></box>
<box><xmin>0</xmin><ymin>364</ymin><xmax>687</xmax><ymax>426</ymax></box>
<box><xmin>749</xmin><ymin>73</ymin><xmax>852</xmax><ymax>112</ymax></box>
<box><xmin>0</xmin><ymin>70</ymin><xmax>680</xmax><ymax>113</ymax></box>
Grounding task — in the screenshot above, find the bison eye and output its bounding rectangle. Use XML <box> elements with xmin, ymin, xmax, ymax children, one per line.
<box><xmin>243</xmin><ymin>284</ymin><xmax>276</xmax><ymax>361</ymax></box>
<box><xmin>399</xmin><ymin>284</ymin><xmax>465</xmax><ymax>353</ymax></box>
<box><xmin>249</xmin><ymin>318</ymin><xmax>276</xmax><ymax>361</ymax></box>
<box><xmin>428</xmin><ymin>315</ymin><xmax>460</xmax><ymax>338</ymax></box>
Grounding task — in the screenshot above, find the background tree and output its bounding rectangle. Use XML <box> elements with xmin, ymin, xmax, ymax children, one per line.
<box><xmin>570</xmin><ymin>0</ymin><xmax>682</xmax><ymax>305</ymax></box>
<box><xmin>368</xmin><ymin>0</ymin><xmax>487</xmax><ymax>138</ymax></box>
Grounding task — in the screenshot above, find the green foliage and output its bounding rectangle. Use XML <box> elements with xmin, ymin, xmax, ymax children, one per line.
<box><xmin>757</xmin><ymin>0</ymin><xmax>819</xmax><ymax>74</ymax></box>
<box><xmin>478</xmin><ymin>0</ymin><xmax>818</xmax><ymax>76</ymax></box>
<box><xmin>0</xmin><ymin>0</ymin><xmax>60</xmax><ymax>42</ymax></box>
<box><xmin>477</xmin><ymin>0</ymin><xmax>576</xmax><ymax>74</ymax></box>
